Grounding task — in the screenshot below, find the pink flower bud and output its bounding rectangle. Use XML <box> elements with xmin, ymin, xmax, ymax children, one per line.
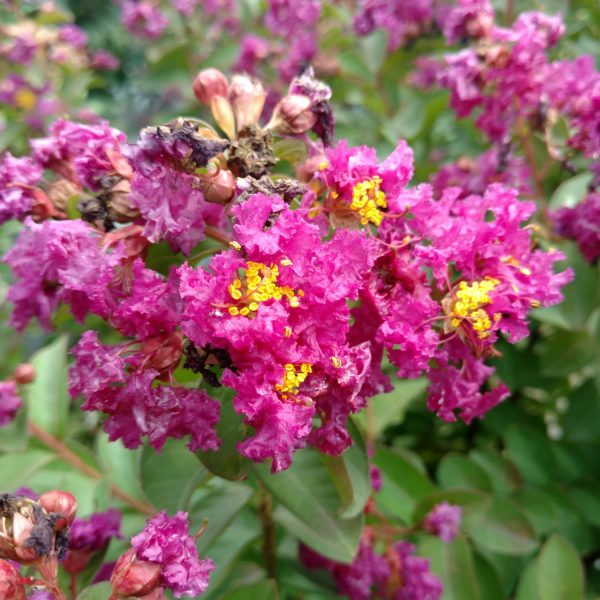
<box><xmin>228</xmin><ymin>75</ymin><xmax>266</xmax><ymax>130</ymax></box>
<box><xmin>269</xmin><ymin>94</ymin><xmax>317</xmax><ymax>135</ymax></box>
<box><xmin>38</xmin><ymin>491</ymin><xmax>78</xmax><ymax>530</ymax></box>
<box><xmin>12</xmin><ymin>513</ymin><xmax>38</xmax><ymax>563</ymax></box>
<box><xmin>13</xmin><ymin>364</ymin><xmax>35</xmax><ymax>385</ymax></box>
<box><xmin>111</xmin><ymin>548</ymin><xmax>162</xmax><ymax>598</ymax></box>
<box><xmin>200</xmin><ymin>166</ymin><xmax>236</xmax><ymax>205</ymax></box>
<box><xmin>193</xmin><ymin>68</ymin><xmax>228</xmax><ymax>105</ymax></box>
<box><xmin>0</xmin><ymin>560</ymin><xmax>26</xmax><ymax>600</ymax></box>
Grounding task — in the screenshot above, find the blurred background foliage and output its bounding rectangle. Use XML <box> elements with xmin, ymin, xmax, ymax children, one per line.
<box><xmin>1</xmin><ymin>0</ymin><xmax>599</xmax><ymax>599</ymax></box>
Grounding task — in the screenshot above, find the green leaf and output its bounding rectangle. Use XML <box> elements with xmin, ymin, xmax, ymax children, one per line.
<box><xmin>273</xmin><ymin>139</ymin><xmax>308</xmax><ymax>164</ymax></box>
<box><xmin>0</xmin><ymin>449</ymin><xmax>54</xmax><ymax>491</ymax></box>
<box><xmin>196</xmin><ymin>389</ymin><xmax>248</xmax><ymax>481</ymax></box>
<box><xmin>221</xmin><ymin>579</ymin><xmax>278</xmax><ymax>600</ymax></box>
<box><xmin>463</xmin><ymin>498</ymin><xmax>538</xmax><ymax>556</ymax></box>
<box><xmin>537</xmin><ymin>535</ymin><xmax>584</xmax><ymax>600</ymax></box>
<box><xmin>549</xmin><ymin>172</ymin><xmax>593</xmax><ymax>209</ymax></box>
<box><xmin>75</xmin><ymin>582</ymin><xmax>112</xmax><ymax>600</ymax></box>
<box><xmin>538</xmin><ymin>330</ymin><xmax>597</xmax><ymax>377</ymax></box>
<box><xmin>321</xmin><ymin>421</ymin><xmax>370</xmax><ymax>519</ymax></box>
<box><xmin>254</xmin><ymin>447</ymin><xmax>363</xmax><ymax>563</ymax></box>
<box><xmin>27</xmin><ymin>335</ymin><xmax>69</xmax><ymax>437</ymax></box>
<box><xmin>419</xmin><ymin>536</ymin><xmax>480</xmax><ymax>600</ymax></box>
<box><xmin>191</xmin><ymin>482</ymin><xmax>254</xmax><ymax>554</ymax></box>
<box><xmin>469</xmin><ymin>449</ymin><xmax>521</xmax><ymax>495</ymax></box>
<box><xmin>437</xmin><ymin>454</ymin><xmax>493</xmax><ymax>492</ymax></box>
<box><xmin>375</xmin><ymin>446</ymin><xmax>437</xmax><ymax>522</ymax></box>
<box><xmin>140</xmin><ymin>439</ymin><xmax>209</xmax><ymax>513</ymax></box>
<box><xmin>359</xmin><ymin>29</ymin><xmax>388</xmax><ymax>74</ymax></box>
<box><xmin>504</xmin><ymin>425</ymin><xmax>557</xmax><ymax>486</ymax></box>
<box><xmin>473</xmin><ymin>554</ymin><xmax>504</xmax><ymax>600</ymax></box>
<box><xmin>515</xmin><ymin>560</ymin><xmax>541</xmax><ymax>600</ymax></box>
<box><xmin>355</xmin><ymin>378</ymin><xmax>427</xmax><ymax>436</ymax></box>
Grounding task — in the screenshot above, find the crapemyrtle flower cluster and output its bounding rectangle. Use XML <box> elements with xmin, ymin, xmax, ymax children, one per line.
<box><xmin>111</xmin><ymin>511</ymin><xmax>215</xmax><ymax>598</ymax></box>
<box><xmin>300</xmin><ymin>536</ymin><xmax>443</xmax><ymax>600</ymax></box>
<box><xmin>552</xmin><ymin>192</ymin><xmax>600</xmax><ymax>265</ymax></box>
<box><xmin>423</xmin><ymin>502</ymin><xmax>462</xmax><ymax>543</ymax></box>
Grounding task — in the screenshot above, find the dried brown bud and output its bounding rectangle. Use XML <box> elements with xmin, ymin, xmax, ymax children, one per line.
<box><xmin>12</xmin><ymin>364</ymin><xmax>35</xmax><ymax>385</ymax></box>
<box><xmin>105</xmin><ymin>179</ymin><xmax>140</xmax><ymax>223</ymax></box>
<box><xmin>0</xmin><ymin>559</ymin><xmax>26</xmax><ymax>600</ymax></box>
<box><xmin>111</xmin><ymin>548</ymin><xmax>162</xmax><ymax>598</ymax></box>
<box><xmin>193</xmin><ymin>68</ymin><xmax>228</xmax><ymax>105</ymax></box>
<box><xmin>200</xmin><ymin>166</ymin><xmax>236</xmax><ymax>205</ymax></box>
<box><xmin>46</xmin><ymin>179</ymin><xmax>80</xmax><ymax>214</ymax></box>
<box><xmin>268</xmin><ymin>94</ymin><xmax>318</xmax><ymax>135</ymax></box>
<box><xmin>228</xmin><ymin>75</ymin><xmax>266</xmax><ymax>130</ymax></box>
<box><xmin>38</xmin><ymin>491</ymin><xmax>77</xmax><ymax>530</ymax></box>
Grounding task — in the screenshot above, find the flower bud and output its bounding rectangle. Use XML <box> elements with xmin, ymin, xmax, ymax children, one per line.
<box><xmin>296</xmin><ymin>153</ymin><xmax>327</xmax><ymax>183</ymax></box>
<box><xmin>200</xmin><ymin>166</ymin><xmax>236</xmax><ymax>205</ymax></box>
<box><xmin>193</xmin><ymin>68</ymin><xmax>228</xmax><ymax>105</ymax></box>
<box><xmin>38</xmin><ymin>491</ymin><xmax>77</xmax><ymax>530</ymax></box>
<box><xmin>268</xmin><ymin>94</ymin><xmax>317</xmax><ymax>135</ymax></box>
<box><xmin>141</xmin><ymin>332</ymin><xmax>183</xmax><ymax>373</ymax></box>
<box><xmin>111</xmin><ymin>548</ymin><xmax>162</xmax><ymax>598</ymax></box>
<box><xmin>228</xmin><ymin>75</ymin><xmax>266</xmax><ymax>130</ymax></box>
<box><xmin>0</xmin><ymin>560</ymin><xmax>26</xmax><ymax>600</ymax></box>
<box><xmin>12</xmin><ymin>512</ymin><xmax>38</xmax><ymax>563</ymax></box>
<box><xmin>12</xmin><ymin>364</ymin><xmax>35</xmax><ymax>385</ymax></box>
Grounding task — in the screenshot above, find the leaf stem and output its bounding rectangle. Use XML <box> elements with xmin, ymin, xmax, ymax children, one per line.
<box><xmin>258</xmin><ymin>489</ymin><xmax>277</xmax><ymax>579</ymax></box>
<box><xmin>28</xmin><ymin>421</ymin><xmax>156</xmax><ymax>516</ymax></box>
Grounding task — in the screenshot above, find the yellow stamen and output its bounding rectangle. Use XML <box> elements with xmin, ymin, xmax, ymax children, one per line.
<box><xmin>350</xmin><ymin>176</ymin><xmax>387</xmax><ymax>226</ymax></box>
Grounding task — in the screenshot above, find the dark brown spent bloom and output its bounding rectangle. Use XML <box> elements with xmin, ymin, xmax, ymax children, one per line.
<box><xmin>183</xmin><ymin>340</ymin><xmax>237</xmax><ymax>388</ymax></box>
<box><xmin>227</xmin><ymin>125</ymin><xmax>277</xmax><ymax>179</ymax></box>
<box><xmin>236</xmin><ymin>175</ymin><xmax>307</xmax><ymax>204</ymax></box>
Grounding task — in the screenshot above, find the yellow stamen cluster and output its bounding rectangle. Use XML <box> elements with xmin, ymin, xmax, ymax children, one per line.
<box><xmin>350</xmin><ymin>176</ymin><xmax>387</xmax><ymax>226</ymax></box>
<box><xmin>227</xmin><ymin>261</ymin><xmax>302</xmax><ymax>317</ymax></box>
<box><xmin>451</xmin><ymin>278</ymin><xmax>500</xmax><ymax>338</ymax></box>
<box><xmin>275</xmin><ymin>363</ymin><xmax>312</xmax><ymax>400</ymax></box>
<box><xmin>14</xmin><ymin>89</ymin><xmax>37</xmax><ymax>111</ymax></box>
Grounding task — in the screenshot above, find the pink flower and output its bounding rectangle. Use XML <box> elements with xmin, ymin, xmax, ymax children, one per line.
<box><xmin>553</xmin><ymin>192</ymin><xmax>600</xmax><ymax>264</ymax></box>
<box><xmin>423</xmin><ymin>502</ymin><xmax>462</xmax><ymax>543</ymax></box>
<box><xmin>178</xmin><ymin>194</ymin><xmax>374</xmax><ymax>471</ymax></box>
<box><xmin>0</xmin><ymin>381</ymin><xmax>21</xmax><ymax>427</ymax></box>
<box><xmin>132</xmin><ymin>511</ymin><xmax>215</xmax><ymax>597</ymax></box>
<box><xmin>119</xmin><ymin>1</ymin><xmax>169</xmax><ymax>40</ymax></box>
<box><xmin>4</xmin><ymin>218</ymin><xmax>124</xmax><ymax>330</ymax></box>
<box><xmin>0</xmin><ymin>152</ymin><xmax>43</xmax><ymax>224</ymax></box>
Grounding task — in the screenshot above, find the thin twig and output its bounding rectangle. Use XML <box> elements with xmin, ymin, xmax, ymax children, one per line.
<box><xmin>258</xmin><ymin>489</ymin><xmax>277</xmax><ymax>579</ymax></box>
<box><xmin>204</xmin><ymin>225</ymin><xmax>232</xmax><ymax>245</ymax></box>
<box><xmin>28</xmin><ymin>421</ymin><xmax>156</xmax><ymax>516</ymax></box>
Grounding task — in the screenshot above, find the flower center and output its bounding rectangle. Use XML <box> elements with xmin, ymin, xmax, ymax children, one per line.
<box><xmin>350</xmin><ymin>176</ymin><xmax>387</xmax><ymax>226</ymax></box>
<box><xmin>275</xmin><ymin>363</ymin><xmax>312</xmax><ymax>400</ymax></box>
<box><xmin>450</xmin><ymin>278</ymin><xmax>500</xmax><ymax>339</ymax></box>
<box><xmin>227</xmin><ymin>261</ymin><xmax>302</xmax><ymax>317</ymax></box>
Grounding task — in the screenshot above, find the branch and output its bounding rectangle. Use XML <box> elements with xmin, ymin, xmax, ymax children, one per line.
<box><xmin>28</xmin><ymin>421</ymin><xmax>156</xmax><ymax>516</ymax></box>
<box><xmin>204</xmin><ymin>225</ymin><xmax>232</xmax><ymax>245</ymax></box>
<box><xmin>258</xmin><ymin>489</ymin><xmax>277</xmax><ymax>579</ymax></box>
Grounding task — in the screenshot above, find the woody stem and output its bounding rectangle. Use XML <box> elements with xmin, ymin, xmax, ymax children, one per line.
<box><xmin>28</xmin><ymin>421</ymin><xmax>156</xmax><ymax>516</ymax></box>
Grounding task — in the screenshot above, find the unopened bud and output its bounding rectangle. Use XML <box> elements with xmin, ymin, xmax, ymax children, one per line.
<box><xmin>13</xmin><ymin>364</ymin><xmax>35</xmax><ymax>385</ymax></box>
<box><xmin>46</xmin><ymin>179</ymin><xmax>80</xmax><ymax>213</ymax></box>
<box><xmin>269</xmin><ymin>95</ymin><xmax>317</xmax><ymax>135</ymax></box>
<box><xmin>38</xmin><ymin>491</ymin><xmax>77</xmax><ymax>530</ymax></box>
<box><xmin>0</xmin><ymin>560</ymin><xmax>26</xmax><ymax>600</ymax></box>
<box><xmin>200</xmin><ymin>166</ymin><xmax>236</xmax><ymax>205</ymax></box>
<box><xmin>193</xmin><ymin>68</ymin><xmax>228</xmax><ymax>105</ymax></box>
<box><xmin>12</xmin><ymin>512</ymin><xmax>38</xmax><ymax>563</ymax></box>
<box><xmin>140</xmin><ymin>332</ymin><xmax>183</xmax><ymax>373</ymax></box>
<box><xmin>228</xmin><ymin>75</ymin><xmax>266</xmax><ymax>130</ymax></box>
<box><xmin>296</xmin><ymin>153</ymin><xmax>327</xmax><ymax>182</ymax></box>
<box><xmin>111</xmin><ymin>548</ymin><xmax>162</xmax><ymax>598</ymax></box>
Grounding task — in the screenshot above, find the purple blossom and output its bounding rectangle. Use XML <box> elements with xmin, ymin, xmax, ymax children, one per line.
<box><xmin>393</xmin><ymin>541</ymin><xmax>443</xmax><ymax>600</ymax></box>
<box><xmin>234</xmin><ymin>35</ymin><xmax>270</xmax><ymax>75</ymax></box>
<box><xmin>423</xmin><ymin>502</ymin><xmax>462</xmax><ymax>543</ymax></box>
<box><xmin>0</xmin><ymin>381</ymin><xmax>21</xmax><ymax>427</ymax></box>
<box><xmin>69</xmin><ymin>509</ymin><xmax>122</xmax><ymax>552</ymax></box>
<box><xmin>58</xmin><ymin>24</ymin><xmax>88</xmax><ymax>50</ymax></box>
<box><xmin>0</xmin><ymin>152</ymin><xmax>43</xmax><ymax>225</ymax></box>
<box><xmin>14</xmin><ymin>487</ymin><xmax>38</xmax><ymax>500</ymax></box>
<box><xmin>265</xmin><ymin>0</ymin><xmax>321</xmax><ymax>37</ymax></box>
<box><xmin>119</xmin><ymin>1</ymin><xmax>169</xmax><ymax>39</ymax></box>
<box><xmin>27</xmin><ymin>592</ymin><xmax>54</xmax><ymax>600</ymax></box>
<box><xmin>132</xmin><ymin>511</ymin><xmax>215</xmax><ymax>597</ymax></box>
<box><xmin>354</xmin><ymin>0</ymin><xmax>433</xmax><ymax>51</ymax></box>
<box><xmin>436</xmin><ymin>0</ymin><xmax>494</xmax><ymax>44</ymax></box>
<box><xmin>90</xmin><ymin>51</ymin><xmax>120</xmax><ymax>71</ymax></box>
<box><xmin>553</xmin><ymin>192</ymin><xmax>600</xmax><ymax>264</ymax></box>
<box><xmin>178</xmin><ymin>193</ymin><xmax>375</xmax><ymax>471</ymax></box>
